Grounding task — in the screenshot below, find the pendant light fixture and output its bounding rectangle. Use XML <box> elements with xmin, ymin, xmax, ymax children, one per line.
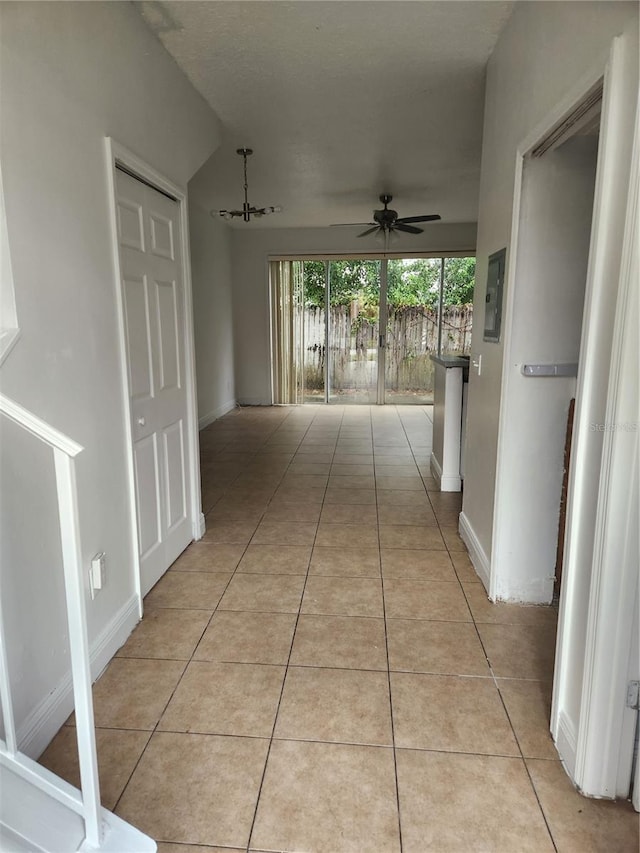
<box><xmin>215</xmin><ymin>148</ymin><xmax>282</xmax><ymax>222</ymax></box>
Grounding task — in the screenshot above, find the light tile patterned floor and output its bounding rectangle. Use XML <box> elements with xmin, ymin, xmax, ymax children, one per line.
<box><xmin>41</xmin><ymin>406</ymin><xmax>638</xmax><ymax>852</ymax></box>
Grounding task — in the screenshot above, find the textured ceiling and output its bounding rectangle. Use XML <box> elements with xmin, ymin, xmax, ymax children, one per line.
<box><xmin>137</xmin><ymin>1</ymin><xmax>513</xmax><ymax>228</ymax></box>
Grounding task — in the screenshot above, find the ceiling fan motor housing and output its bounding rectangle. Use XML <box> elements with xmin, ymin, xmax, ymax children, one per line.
<box><xmin>374</xmin><ymin>194</ymin><xmax>398</xmax><ymax>229</ymax></box>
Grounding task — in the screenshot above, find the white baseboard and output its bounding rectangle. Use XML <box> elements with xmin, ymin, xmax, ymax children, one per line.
<box><xmin>458</xmin><ymin>511</ymin><xmax>491</xmax><ymax>592</ymax></box>
<box><xmin>441</xmin><ymin>474</ymin><xmax>462</xmax><ymax>491</ymax></box>
<box><xmin>555</xmin><ymin>710</ymin><xmax>578</xmax><ymax>780</ymax></box>
<box><xmin>195</xmin><ymin>511</ymin><xmax>206</xmax><ymax>540</ymax></box>
<box><xmin>198</xmin><ymin>398</ymin><xmax>236</xmax><ymax>430</ymax></box>
<box><xmin>18</xmin><ymin>595</ymin><xmax>140</xmax><ymax>759</ymax></box>
<box><xmin>431</xmin><ymin>452</ymin><xmax>461</xmax><ymax>491</ymax></box>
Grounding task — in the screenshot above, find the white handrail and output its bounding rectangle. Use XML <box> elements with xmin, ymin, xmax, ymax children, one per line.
<box><xmin>0</xmin><ymin>392</ymin><xmax>83</xmax><ymax>456</ymax></box>
<box><xmin>0</xmin><ymin>393</ymin><xmax>102</xmax><ymax>848</ymax></box>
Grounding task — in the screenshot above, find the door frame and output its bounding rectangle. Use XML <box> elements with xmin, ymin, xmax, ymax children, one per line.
<box><xmin>104</xmin><ymin>137</ymin><xmax>204</xmax><ymax>615</ymax></box>
<box><xmin>490</xmin><ymin>33</ymin><xmax>638</xmax><ymax>797</ymax></box>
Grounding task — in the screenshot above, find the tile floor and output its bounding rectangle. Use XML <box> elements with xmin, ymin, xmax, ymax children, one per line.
<box><xmin>40</xmin><ymin>406</ymin><xmax>638</xmax><ymax>852</ymax></box>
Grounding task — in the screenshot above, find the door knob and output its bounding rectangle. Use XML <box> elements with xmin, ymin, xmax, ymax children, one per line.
<box><xmin>137</xmin><ymin>417</ymin><xmax>146</xmax><ymax>426</ymax></box>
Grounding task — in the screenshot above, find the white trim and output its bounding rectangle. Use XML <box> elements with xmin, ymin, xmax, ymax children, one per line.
<box><xmin>266</xmin><ymin>255</ymin><xmax>275</xmax><ymax>406</ymax></box>
<box><xmin>574</xmin><ymin>90</ymin><xmax>640</xmax><ymax>798</ymax></box>
<box><xmin>491</xmin><ymin>49</ymin><xmax>611</xmax><ymax>603</ymax></box>
<box><xmin>0</xmin><ymin>162</ymin><xmax>20</xmax><ymax>368</ymax></box>
<box><xmin>198</xmin><ymin>398</ymin><xmax>237</xmax><ymax>430</ymax></box>
<box><xmin>556</xmin><ymin>710</ymin><xmax>578</xmax><ymax>781</ymax></box>
<box><xmin>458</xmin><ymin>511</ymin><xmax>491</xmax><ymax>592</ymax></box>
<box><xmin>1</xmin><ymin>755</ymin><xmax>155</xmax><ymax>852</ymax></box>
<box><xmin>103</xmin><ymin>140</ymin><xmax>144</xmax><ymax>617</ymax></box>
<box><xmin>0</xmin><ymin>328</ymin><xmax>20</xmax><ymax>367</ymax></box>
<box><xmin>104</xmin><ymin>138</ymin><xmax>202</xmax><ymax>607</ymax></box>
<box><xmin>516</xmin><ymin>52</ymin><xmax>609</xmax><ymax>158</ymax></box>
<box><xmin>534</xmin><ymin>33</ymin><xmax>640</xmax><ymax>798</ymax></box>
<box><xmin>17</xmin><ymin>595</ymin><xmax>139</xmax><ymax>760</ymax></box>
<box><xmin>0</xmin><ymin>394</ymin><xmax>83</xmax><ymax>457</ymax></box>
<box><xmin>634</xmin><ymin>721</ymin><xmax>640</xmax><ymax>812</ymax></box>
<box><xmin>267</xmin><ymin>250</ymin><xmax>476</xmax><ymax>262</ymax></box>
<box><xmin>439</xmin><ymin>474</ymin><xmax>462</xmax><ymax>491</ymax></box>
<box><xmin>196</xmin><ymin>512</ymin><xmax>206</xmax><ymax>540</ymax></box>
<box><xmin>179</xmin><ymin>194</ymin><xmax>206</xmax><ymax>542</ymax></box>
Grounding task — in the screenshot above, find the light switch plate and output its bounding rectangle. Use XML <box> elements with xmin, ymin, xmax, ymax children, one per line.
<box><xmin>89</xmin><ymin>552</ymin><xmax>106</xmax><ymax>599</ymax></box>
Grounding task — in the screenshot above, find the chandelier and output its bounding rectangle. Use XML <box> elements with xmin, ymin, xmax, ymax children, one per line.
<box><xmin>215</xmin><ymin>148</ymin><xmax>282</xmax><ymax>222</ymax></box>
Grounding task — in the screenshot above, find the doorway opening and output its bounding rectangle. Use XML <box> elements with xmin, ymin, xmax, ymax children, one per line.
<box><xmin>270</xmin><ymin>255</ymin><xmax>475</xmax><ymax>405</ymax></box>
<box><xmin>491</xmin><ymin>91</ymin><xmax>601</xmax><ymax>605</ymax></box>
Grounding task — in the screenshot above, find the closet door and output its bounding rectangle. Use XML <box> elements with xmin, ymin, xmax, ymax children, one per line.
<box><xmin>116</xmin><ymin>168</ymin><xmax>191</xmax><ymax>595</ymax></box>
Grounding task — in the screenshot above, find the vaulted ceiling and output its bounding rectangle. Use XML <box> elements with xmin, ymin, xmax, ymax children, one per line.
<box><xmin>137</xmin><ymin>1</ymin><xmax>514</xmax><ymax>228</ymax></box>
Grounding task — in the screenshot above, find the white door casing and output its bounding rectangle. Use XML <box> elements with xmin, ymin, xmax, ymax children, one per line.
<box><xmin>115</xmin><ymin>168</ymin><xmax>192</xmax><ymax>595</ymax></box>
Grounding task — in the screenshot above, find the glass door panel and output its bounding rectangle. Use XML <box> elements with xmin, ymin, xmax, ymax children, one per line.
<box><xmin>439</xmin><ymin>257</ymin><xmax>475</xmax><ymax>356</ymax></box>
<box><xmin>384</xmin><ymin>258</ymin><xmax>441</xmax><ymax>404</ymax></box>
<box><xmin>327</xmin><ymin>260</ymin><xmax>380</xmax><ymax>404</ymax></box>
<box><xmin>301</xmin><ymin>261</ymin><xmax>326</xmax><ymax>403</ymax></box>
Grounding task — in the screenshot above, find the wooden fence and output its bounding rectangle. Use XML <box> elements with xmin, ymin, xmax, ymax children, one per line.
<box><xmin>300</xmin><ymin>304</ymin><xmax>472</xmax><ymax>392</ymax></box>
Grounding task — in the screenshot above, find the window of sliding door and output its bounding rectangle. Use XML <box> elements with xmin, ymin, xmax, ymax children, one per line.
<box><xmin>326</xmin><ymin>259</ymin><xmax>380</xmax><ymax>404</ymax></box>
<box><xmin>270</xmin><ymin>255</ymin><xmax>475</xmax><ymax>406</ymax></box>
<box><xmin>384</xmin><ymin>257</ymin><xmax>442</xmax><ymax>404</ymax></box>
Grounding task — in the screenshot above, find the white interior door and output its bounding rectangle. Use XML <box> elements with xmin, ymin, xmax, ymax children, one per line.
<box><xmin>115</xmin><ymin>168</ymin><xmax>192</xmax><ymax>596</ymax></box>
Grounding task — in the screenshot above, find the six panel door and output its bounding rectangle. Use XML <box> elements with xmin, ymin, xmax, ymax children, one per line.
<box><xmin>116</xmin><ymin>168</ymin><xmax>192</xmax><ymax>596</ymax></box>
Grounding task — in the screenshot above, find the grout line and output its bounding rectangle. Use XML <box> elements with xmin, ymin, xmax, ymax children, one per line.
<box><xmin>244</xmin><ymin>404</ymin><xmax>344</xmax><ymax>853</ymax></box>
<box><xmin>114</xmin><ymin>413</ymin><xmax>302</xmax><ymax>815</ymax></box>
<box><xmin>374</xmin><ymin>407</ymin><xmax>405</xmax><ymax>853</ymax></box>
<box><xmin>66</xmin><ymin>406</ymin><xmax>563</xmax><ymax>850</ymax></box>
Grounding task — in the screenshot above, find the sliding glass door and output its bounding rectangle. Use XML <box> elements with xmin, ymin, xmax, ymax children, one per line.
<box><xmin>383</xmin><ymin>258</ymin><xmax>442</xmax><ymax>404</ymax></box>
<box><xmin>327</xmin><ymin>260</ymin><xmax>380</xmax><ymax>404</ymax></box>
<box><xmin>270</xmin><ymin>256</ymin><xmax>474</xmax><ymax>406</ymax></box>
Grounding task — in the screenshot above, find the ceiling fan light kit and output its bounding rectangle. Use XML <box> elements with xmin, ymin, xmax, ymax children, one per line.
<box><xmin>214</xmin><ymin>148</ymin><xmax>282</xmax><ymax>222</ymax></box>
<box><xmin>331</xmin><ymin>194</ymin><xmax>441</xmax><ymax>239</ymax></box>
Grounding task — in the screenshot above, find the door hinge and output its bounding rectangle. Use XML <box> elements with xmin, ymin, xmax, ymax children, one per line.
<box><xmin>626</xmin><ymin>681</ymin><xmax>640</xmax><ymax>710</ymax></box>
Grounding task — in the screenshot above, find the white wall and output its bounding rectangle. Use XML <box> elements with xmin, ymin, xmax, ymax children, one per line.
<box><xmin>462</xmin><ymin>0</ymin><xmax>639</xmax><ymax>577</ymax></box>
<box><xmin>0</xmin><ymin>1</ymin><xmax>220</xmax><ymax>755</ymax></box>
<box><xmin>188</xmin><ymin>200</ymin><xmax>236</xmax><ymax>427</ymax></box>
<box><xmin>231</xmin><ymin>223</ymin><xmax>477</xmax><ymax>404</ymax></box>
<box><xmin>490</xmin><ymin>137</ymin><xmax>598</xmax><ymax>603</ymax></box>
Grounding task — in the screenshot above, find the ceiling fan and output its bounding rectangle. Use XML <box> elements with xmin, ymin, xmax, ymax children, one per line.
<box><xmin>332</xmin><ymin>194</ymin><xmax>441</xmax><ymax>238</ymax></box>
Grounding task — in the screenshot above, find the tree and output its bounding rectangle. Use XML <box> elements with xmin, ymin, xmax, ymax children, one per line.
<box><xmin>443</xmin><ymin>257</ymin><xmax>475</xmax><ymax>306</ymax></box>
<box><xmin>302</xmin><ymin>256</ymin><xmax>475</xmax><ymax>308</ymax></box>
<box><xmin>387</xmin><ymin>258</ymin><xmax>441</xmax><ymax>308</ymax></box>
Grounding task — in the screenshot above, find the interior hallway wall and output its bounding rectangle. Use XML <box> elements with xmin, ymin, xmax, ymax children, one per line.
<box><xmin>462</xmin><ymin>0</ymin><xmax>639</xmax><ymax>582</ymax></box>
<box><xmin>188</xmin><ymin>200</ymin><xmax>236</xmax><ymax>427</ymax></box>
<box><xmin>231</xmin><ymin>223</ymin><xmax>477</xmax><ymax>405</ymax></box>
<box><xmin>0</xmin><ymin>1</ymin><xmax>220</xmax><ymax>756</ymax></box>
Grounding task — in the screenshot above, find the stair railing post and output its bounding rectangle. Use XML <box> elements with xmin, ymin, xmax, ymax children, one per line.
<box><xmin>53</xmin><ymin>448</ymin><xmax>102</xmax><ymax>849</ymax></box>
<box><xmin>0</xmin><ymin>590</ymin><xmax>18</xmax><ymax>756</ymax></box>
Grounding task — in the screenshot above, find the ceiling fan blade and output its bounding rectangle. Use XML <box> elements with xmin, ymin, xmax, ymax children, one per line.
<box><xmin>330</xmin><ymin>222</ymin><xmax>376</xmax><ymax>228</ymax></box>
<box><xmin>357</xmin><ymin>226</ymin><xmax>381</xmax><ymax>238</ymax></box>
<box><xmin>396</xmin><ymin>214</ymin><xmax>442</xmax><ymax>224</ymax></box>
<box><xmin>394</xmin><ymin>223</ymin><xmax>423</xmax><ymax>235</ymax></box>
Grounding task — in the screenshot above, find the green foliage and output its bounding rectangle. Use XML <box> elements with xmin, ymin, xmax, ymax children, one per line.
<box><xmin>302</xmin><ymin>257</ymin><xmax>475</xmax><ymax>309</ymax></box>
<box><xmin>443</xmin><ymin>257</ymin><xmax>476</xmax><ymax>306</ymax></box>
<box><xmin>387</xmin><ymin>258</ymin><xmax>441</xmax><ymax>308</ymax></box>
